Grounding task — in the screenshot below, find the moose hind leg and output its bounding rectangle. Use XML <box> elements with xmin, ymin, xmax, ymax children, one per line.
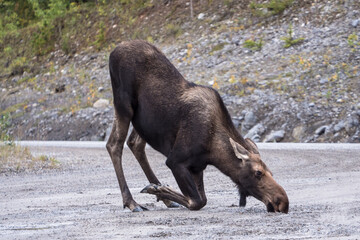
<box><xmin>127</xmin><ymin>129</ymin><xmax>179</xmax><ymax>208</ymax></box>
<box><xmin>106</xmin><ymin>113</ymin><xmax>147</xmax><ymax>212</ymax></box>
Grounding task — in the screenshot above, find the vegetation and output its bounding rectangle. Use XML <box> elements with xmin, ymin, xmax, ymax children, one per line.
<box><xmin>348</xmin><ymin>33</ymin><xmax>359</xmax><ymax>52</ymax></box>
<box><xmin>250</xmin><ymin>0</ymin><xmax>293</xmax><ymax>17</ymax></box>
<box><xmin>0</xmin><ymin>113</ymin><xmax>12</xmax><ymax>144</ymax></box>
<box><xmin>0</xmin><ymin>0</ymin><xmax>154</xmax><ymax>76</ymax></box>
<box><xmin>243</xmin><ymin>38</ymin><xmax>263</xmax><ymax>51</ymax></box>
<box><xmin>210</xmin><ymin>43</ymin><xmax>226</xmax><ymax>55</ymax></box>
<box><xmin>1</xmin><ymin>109</ymin><xmax>60</xmax><ymax>174</ymax></box>
<box><xmin>281</xmin><ymin>24</ymin><xmax>305</xmax><ymax>48</ymax></box>
<box><xmin>165</xmin><ymin>23</ymin><xmax>183</xmax><ymax>38</ymax></box>
<box><xmin>0</xmin><ymin>144</ymin><xmax>60</xmax><ymax>174</ymax></box>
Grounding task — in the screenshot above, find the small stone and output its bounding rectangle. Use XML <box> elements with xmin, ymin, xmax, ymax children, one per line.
<box><xmin>292</xmin><ymin>125</ymin><xmax>304</xmax><ymax>141</ymax></box>
<box><xmin>93</xmin><ymin>112</ymin><xmax>101</xmax><ymax>117</ymax></box>
<box><xmin>336</xmin><ymin>99</ymin><xmax>344</xmax><ymax>103</ymax></box>
<box><xmin>315</xmin><ymin>125</ymin><xmax>328</xmax><ymax>136</ymax></box>
<box><xmin>264</xmin><ymin>130</ymin><xmax>285</xmax><ymax>143</ymax></box>
<box><xmin>98</xmin><ymin>87</ymin><xmax>104</xmax><ymax>92</ymax></box>
<box><xmin>242</xmin><ymin>111</ymin><xmax>257</xmax><ymax>131</ymax></box>
<box><xmin>351</xmin><ymin>19</ymin><xmax>359</xmax><ymax>28</ymax></box>
<box><xmin>319</xmin><ymin>78</ymin><xmax>328</xmax><ymax>84</ymax></box>
<box><xmin>252</xmin><ymin>135</ymin><xmax>261</xmax><ymax>142</ymax></box>
<box><xmin>197</xmin><ymin>13</ymin><xmax>205</xmax><ymax>20</ymax></box>
<box><xmin>93</xmin><ymin>99</ymin><xmax>109</xmax><ymax>108</ymax></box>
<box><xmin>309</xmin><ymin>102</ymin><xmax>315</xmax><ymax>107</ymax></box>
<box><xmin>244</xmin><ymin>124</ymin><xmax>265</xmax><ymax>140</ymax></box>
<box><xmin>334</xmin><ymin>121</ymin><xmax>345</xmax><ymax>132</ymax></box>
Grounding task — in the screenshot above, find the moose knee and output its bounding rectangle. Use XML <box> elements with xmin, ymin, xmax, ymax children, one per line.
<box><xmin>189</xmin><ymin>198</ymin><xmax>206</xmax><ymax>210</ymax></box>
<box><xmin>126</xmin><ymin>136</ymin><xmax>136</xmax><ymax>150</ymax></box>
<box><xmin>106</xmin><ymin>141</ymin><xmax>114</xmax><ymax>154</ymax></box>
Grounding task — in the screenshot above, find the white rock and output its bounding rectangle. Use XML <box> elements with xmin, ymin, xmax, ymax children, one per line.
<box><xmin>197</xmin><ymin>13</ymin><xmax>205</xmax><ymax>20</ymax></box>
<box><xmin>93</xmin><ymin>99</ymin><xmax>109</xmax><ymax>108</ymax></box>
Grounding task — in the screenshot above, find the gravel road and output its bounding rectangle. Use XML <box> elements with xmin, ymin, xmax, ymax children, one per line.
<box><xmin>1</xmin><ymin>143</ymin><xmax>360</xmax><ymax>239</ymax></box>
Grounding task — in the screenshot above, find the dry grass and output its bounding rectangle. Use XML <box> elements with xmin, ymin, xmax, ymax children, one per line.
<box><xmin>0</xmin><ymin>144</ymin><xmax>60</xmax><ymax>174</ymax></box>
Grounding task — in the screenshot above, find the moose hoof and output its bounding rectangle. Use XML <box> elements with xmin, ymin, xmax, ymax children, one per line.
<box><xmin>124</xmin><ymin>200</ymin><xmax>149</xmax><ymax>212</ymax></box>
<box><xmin>132</xmin><ymin>205</ymin><xmax>149</xmax><ymax>212</ymax></box>
<box><xmin>140</xmin><ymin>183</ymin><xmax>159</xmax><ymax>194</ymax></box>
<box><xmin>163</xmin><ymin>199</ymin><xmax>180</xmax><ymax>208</ymax></box>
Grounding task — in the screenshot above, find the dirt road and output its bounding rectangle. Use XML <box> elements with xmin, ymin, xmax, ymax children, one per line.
<box><xmin>1</xmin><ymin>143</ymin><xmax>360</xmax><ymax>239</ymax></box>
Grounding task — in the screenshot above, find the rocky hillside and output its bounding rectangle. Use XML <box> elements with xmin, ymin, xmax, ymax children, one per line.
<box><xmin>1</xmin><ymin>0</ymin><xmax>359</xmax><ymax>143</ymax></box>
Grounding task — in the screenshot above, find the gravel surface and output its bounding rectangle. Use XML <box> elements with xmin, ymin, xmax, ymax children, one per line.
<box><xmin>1</xmin><ymin>143</ymin><xmax>360</xmax><ymax>239</ymax></box>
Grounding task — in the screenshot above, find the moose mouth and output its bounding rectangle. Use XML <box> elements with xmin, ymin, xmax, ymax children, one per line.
<box><xmin>266</xmin><ymin>202</ymin><xmax>275</xmax><ymax>212</ymax></box>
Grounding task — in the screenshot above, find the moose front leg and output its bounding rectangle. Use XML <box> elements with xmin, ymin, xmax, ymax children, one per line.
<box><xmin>141</xmin><ymin>163</ymin><xmax>206</xmax><ymax>210</ymax></box>
<box><xmin>192</xmin><ymin>171</ymin><xmax>207</xmax><ymax>206</ymax></box>
<box><xmin>127</xmin><ymin>129</ymin><xmax>179</xmax><ymax>208</ymax></box>
<box><xmin>239</xmin><ymin>191</ymin><xmax>247</xmax><ymax>207</ymax></box>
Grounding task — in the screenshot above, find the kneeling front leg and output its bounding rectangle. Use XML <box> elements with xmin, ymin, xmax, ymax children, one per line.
<box><xmin>141</xmin><ymin>162</ymin><xmax>206</xmax><ymax>211</ymax></box>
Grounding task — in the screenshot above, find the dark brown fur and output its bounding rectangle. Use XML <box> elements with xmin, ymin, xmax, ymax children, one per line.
<box><xmin>106</xmin><ymin>40</ymin><xmax>289</xmax><ymax>213</ymax></box>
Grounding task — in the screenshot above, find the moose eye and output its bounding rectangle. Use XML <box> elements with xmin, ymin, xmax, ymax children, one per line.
<box><xmin>255</xmin><ymin>171</ymin><xmax>263</xmax><ymax>178</ymax></box>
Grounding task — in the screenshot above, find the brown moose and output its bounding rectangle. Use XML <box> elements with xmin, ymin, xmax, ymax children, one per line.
<box><xmin>106</xmin><ymin>40</ymin><xmax>289</xmax><ymax>213</ymax></box>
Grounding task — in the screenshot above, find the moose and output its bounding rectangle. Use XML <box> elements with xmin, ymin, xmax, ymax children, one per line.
<box><xmin>106</xmin><ymin>40</ymin><xmax>289</xmax><ymax>213</ymax></box>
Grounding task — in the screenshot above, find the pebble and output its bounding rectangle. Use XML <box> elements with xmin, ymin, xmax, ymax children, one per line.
<box><xmin>93</xmin><ymin>99</ymin><xmax>110</xmax><ymax>108</ymax></box>
<box><xmin>334</xmin><ymin>121</ymin><xmax>345</xmax><ymax>132</ymax></box>
<box><xmin>197</xmin><ymin>13</ymin><xmax>205</xmax><ymax>20</ymax></box>
<box><xmin>351</xmin><ymin>19</ymin><xmax>359</xmax><ymax>28</ymax></box>
<box><xmin>319</xmin><ymin>78</ymin><xmax>328</xmax><ymax>84</ymax></box>
<box><xmin>242</xmin><ymin>111</ymin><xmax>257</xmax><ymax>132</ymax></box>
<box><xmin>264</xmin><ymin>130</ymin><xmax>285</xmax><ymax>143</ymax></box>
<box><xmin>315</xmin><ymin>125</ymin><xmax>328</xmax><ymax>136</ymax></box>
<box><xmin>244</xmin><ymin>124</ymin><xmax>265</xmax><ymax>140</ymax></box>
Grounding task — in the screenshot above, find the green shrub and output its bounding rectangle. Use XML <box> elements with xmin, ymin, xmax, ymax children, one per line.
<box><xmin>61</xmin><ymin>33</ymin><xmax>71</xmax><ymax>54</ymax></box>
<box><xmin>0</xmin><ymin>113</ymin><xmax>13</xmax><ymax>144</ymax></box>
<box><xmin>250</xmin><ymin>0</ymin><xmax>293</xmax><ymax>16</ymax></box>
<box><xmin>166</xmin><ymin>23</ymin><xmax>183</xmax><ymax>38</ymax></box>
<box><xmin>281</xmin><ymin>24</ymin><xmax>304</xmax><ymax>48</ymax></box>
<box><xmin>9</xmin><ymin>57</ymin><xmax>28</xmax><ymax>75</ymax></box>
<box><xmin>348</xmin><ymin>33</ymin><xmax>359</xmax><ymax>52</ymax></box>
<box><xmin>3</xmin><ymin>46</ymin><xmax>13</xmax><ymax>59</ymax></box>
<box><xmin>210</xmin><ymin>43</ymin><xmax>226</xmax><ymax>55</ymax></box>
<box><xmin>243</xmin><ymin>38</ymin><xmax>263</xmax><ymax>51</ymax></box>
<box><xmin>93</xmin><ymin>21</ymin><xmax>106</xmax><ymax>50</ymax></box>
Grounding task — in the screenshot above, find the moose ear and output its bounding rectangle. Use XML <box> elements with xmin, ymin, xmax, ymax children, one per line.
<box><xmin>229</xmin><ymin>138</ymin><xmax>250</xmax><ymax>160</ymax></box>
<box><xmin>245</xmin><ymin>138</ymin><xmax>259</xmax><ymax>154</ymax></box>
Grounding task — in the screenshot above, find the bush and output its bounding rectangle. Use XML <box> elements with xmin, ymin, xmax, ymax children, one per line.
<box><xmin>281</xmin><ymin>24</ymin><xmax>304</xmax><ymax>48</ymax></box>
<box><xmin>0</xmin><ymin>113</ymin><xmax>12</xmax><ymax>144</ymax></box>
<box><xmin>250</xmin><ymin>0</ymin><xmax>293</xmax><ymax>16</ymax></box>
<box><xmin>166</xmin><ymin>23</ymin><xmax>183</xmax><ymax>38</ymax></box>
<box><xmin>243</xmin><ymin>38</ymin><xmax>263</xmax><ymax>51</ymax></box>
<box><xmin>9</xmin><ymin>57</ymin><xmax>28</xmax><ymax>75</ymax></box>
